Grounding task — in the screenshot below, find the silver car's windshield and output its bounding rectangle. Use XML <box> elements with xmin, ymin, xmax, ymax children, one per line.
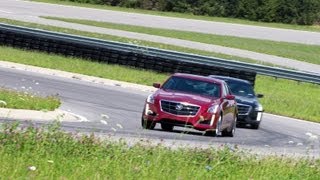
<box><xmin>226</xmin><ymin>81</ymin><xmax>255</xmax><ymax>97</ymax></box>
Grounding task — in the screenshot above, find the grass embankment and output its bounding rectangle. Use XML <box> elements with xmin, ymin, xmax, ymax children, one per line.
<box><xmin>0</xmin><ymin>124</ymin><xmax>319</xmax><ymax>178</ymax></box>
<box><xmin>32</xmin><ymin>0</ymin><xmax>320</xmax><ymax>32</ymax></box>
<box><xmin>43</xmin><ymin>16</ymin><xmax>320</xmax><ymax>65</ymax></box>
<box><xmin>0</xmin><ymin>46</ymin><xmax>319</xmax><ymax>122</ymax></box>
<box><xmin>0</xmin><ymin>89</ymin><xmax>60</xmax><ymax>111</ymax></box>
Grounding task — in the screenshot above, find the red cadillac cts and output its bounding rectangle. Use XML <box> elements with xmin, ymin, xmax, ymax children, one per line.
<box><xmin>142</xmin><ymin>73</ymin><xmax>238</xmax><ymax>137</ymax></box>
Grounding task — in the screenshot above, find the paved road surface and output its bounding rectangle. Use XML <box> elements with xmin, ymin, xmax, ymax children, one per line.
<box><xmin>1</xmin><ymin>66</ymin><xmax>319</xmax><ymax>157</ymax></box>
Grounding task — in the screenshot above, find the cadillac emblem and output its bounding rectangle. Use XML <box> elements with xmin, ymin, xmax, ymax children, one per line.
<box><xmin>175</xmin><ymin>104</ymin><xmax>184</xmax><ymax>110</ymax></box>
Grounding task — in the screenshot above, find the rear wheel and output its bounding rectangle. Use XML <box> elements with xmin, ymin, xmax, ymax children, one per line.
<box><xmin>141</xmin><ymin>117</ymin><xmax>155</xmax><ymax>130</ymax></box>
<box><xmin>161</xmin><ymin>123</ymin><xmax>174</xmax><ymax>131</ymax></box>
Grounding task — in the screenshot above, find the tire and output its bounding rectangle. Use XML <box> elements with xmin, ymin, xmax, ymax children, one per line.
<box><xmin>161</xmin><ymin>123</ymin><xmax>174</xmax><ymax>131</ymax></box>
<box><xmin>250</xmin><ymin>122</ymin><xmax>260</xmax><ymax>130</ymax></box>
<box><xmin>222</xmin><ymin>117</ymin><xmax>236</xmax><ymax>137</ymax></box>
<box><xmin>141</xmin><ymin>117</ymin><xmax>155</xmax><ymax>130</ymax></box>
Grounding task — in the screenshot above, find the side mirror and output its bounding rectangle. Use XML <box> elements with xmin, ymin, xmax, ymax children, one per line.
<box><xmin>153</xmin><ymin>83</ymin><xmax>161</xmax><ymax>88</ymax></box>
<box><xmin>225</xmin><ymin>95</ymin><xmax>235</xmax><ymax>100</ymax></box>
<box><xmin>257</xmin><ymin>94</ymin><xmax>264</xmax><ymax>98</ymax></box>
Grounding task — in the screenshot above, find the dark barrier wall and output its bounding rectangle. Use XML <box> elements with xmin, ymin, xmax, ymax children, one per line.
<box><xmin>0</xmin><ymin>25</ymin><xmax>257</xmax><ymax>85</ymax></box>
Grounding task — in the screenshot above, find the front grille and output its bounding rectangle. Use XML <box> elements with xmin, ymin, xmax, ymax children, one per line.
<box><xmin>160</xmin><ymin>100</ymin><xmax>200</xmax><ymax>116</ymax></box>
<box><xmin>237</xmin><ymin>104</ymin><xmax>251</xmax><ymax>115</ymax></box>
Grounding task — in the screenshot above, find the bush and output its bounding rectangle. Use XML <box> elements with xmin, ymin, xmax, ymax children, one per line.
<box><xmin>50</xmin><ymin>0</ymin><xmax>320</xmax><ymax>25</ymax></box>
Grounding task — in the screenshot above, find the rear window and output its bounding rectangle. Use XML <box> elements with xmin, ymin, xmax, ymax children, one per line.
<box><xmin>162</xmin><ymin>76</ymin><xmax>221</xmax><ymax>98</ymax></box>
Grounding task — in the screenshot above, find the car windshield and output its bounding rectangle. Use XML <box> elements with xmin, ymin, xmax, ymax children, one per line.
<box><xmin>162</xmin><ymin>76</ymin><xmax>221</xmax><ymax>98</ymax></box>
<box><xmin>225</xmin><ymin>80</ymin><xmax>255</xmax><ymax>97</ymax></box>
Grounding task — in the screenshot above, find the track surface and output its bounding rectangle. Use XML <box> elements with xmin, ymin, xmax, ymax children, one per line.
<box><xmin>1</xmin><ymin>0</ymin><xmax>320</xmax><ymax>45</ymax></box>
<box><xmin>1</xmin><ymin>67</ymin><xmax>319</xmax><ymax>157</ymax></box>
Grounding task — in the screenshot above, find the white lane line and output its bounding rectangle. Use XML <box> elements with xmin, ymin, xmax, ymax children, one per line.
<box><xmin>0</xmin><ymin>10</ymin><xmax>13</xmax><ymax>14</ymax></box>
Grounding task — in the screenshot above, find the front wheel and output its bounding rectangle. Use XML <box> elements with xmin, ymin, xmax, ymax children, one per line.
<box><xmin>215</xmin><ymin>115</ymin><xmax>223</xmax><ymax>137</ymax></box>
<box><xmin>222</xmin><ymin>117</ymin><xmax>236</xmax><ymax>137</ymax></box>
<box><xmin>141</xmin><ymin>117</ymin><xmax>155</xmax><ymax>130</ymax></box>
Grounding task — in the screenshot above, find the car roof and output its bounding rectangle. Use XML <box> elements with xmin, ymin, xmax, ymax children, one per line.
<box><xmin>208</xmin><ymin>75</ymin><xmax>251</xmax><ymax>85</ymax></box>
<box><xmin>172</xmin><ymin>73</ymin><xmax>224</xmax><ymax>84</ymax></box>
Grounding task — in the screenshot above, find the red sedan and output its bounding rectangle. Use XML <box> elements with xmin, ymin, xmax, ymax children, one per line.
<box><xmin>142</xmin><ymin>73</ymin><xmax>238</xmax><ymax>137</ymax></box>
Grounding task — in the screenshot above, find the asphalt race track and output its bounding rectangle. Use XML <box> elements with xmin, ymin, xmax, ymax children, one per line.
<box><xmin>1</xmin><ymin>66</ymin><xmax>319</xmax><ymax>157</ymax></box>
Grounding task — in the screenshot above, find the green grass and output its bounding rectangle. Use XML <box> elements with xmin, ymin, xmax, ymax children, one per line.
<box><xmin>0</xmin><ymin>123</ymin><xmax>319</xmax><ymax>179</ymax></box>
<box><xmin>0</xmin><ymin>46</ymin><xmax>319</xmax><ymax>122</ymax></box>
<box><xmin>32</xmin><ymin>0</ymin><xmax>320</xmax><ymax>32</ymax></box>
<box><xmin>255</xmin><ymin>76</ymin><xmax>320</xmax><ymax>122</ymax></box>
<box><xmin>0</xmin><ymin>89</ymin><xmax>60</xmax><ymax>111</ymax></box>
<box><xmin>43</xmin><ymin>16</ymin><xmax>320</xmax><ymax>65</ymax></box>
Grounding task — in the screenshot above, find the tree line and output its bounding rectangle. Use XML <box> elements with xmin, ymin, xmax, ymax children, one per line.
<box><xmin>66</xmin><ymin>0</ymin><xmax>320</xmax><ymax>25</ymax></box>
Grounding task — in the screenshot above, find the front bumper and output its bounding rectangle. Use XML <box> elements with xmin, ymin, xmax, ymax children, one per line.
<box><xmin>237</xmin><ymin>110</ymin><xmax>263</xmax><ymax>124</ymax></box>
<box><xmin>142</xmin><ymin>103</ymin><xmax>219</xmax><ymax>131</ymax></box>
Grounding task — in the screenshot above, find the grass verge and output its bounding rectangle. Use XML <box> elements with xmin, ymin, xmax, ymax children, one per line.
<box><xmin>0</xmin><ymin>123</ymin><xmax>319</xmax><ymax>178</ymax></box>
<box><xmin>0</xmin><ymin>88</ymin><xmax>60</xmax><ymax>111</ymax></box>
<box><xmin>32</xmin><ymin>0</ymin><xmax>320</xmax><ymax>32</ymax></box>
<box><xmin>0</xmin><ymin>46</ymin><xmax>319</xmax><ymax>122</ymax></box>
<box><xmin>43</xmin><ymin>16</ymin><xmax>320</xmax><ymax>65</ymax></box>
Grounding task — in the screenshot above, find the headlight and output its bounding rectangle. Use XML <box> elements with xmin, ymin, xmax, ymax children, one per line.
<box><xmin>208</xmin><ymin>104</ymin><xmax>219</xmax><ymax>114</ymax></box>
<box><xmin>146</xmin><ymin>94</ymin><xmax>155</xmax><ymax>104</ymax></box>
<box><xmin>255</xmin><ymin>104</ymin><xmax>263</xmax><ymax>111</ymax></box>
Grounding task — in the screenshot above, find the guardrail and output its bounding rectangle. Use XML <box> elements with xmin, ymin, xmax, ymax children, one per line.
<box><xmin>0</xmin><ymin>23</ymin><xmax>319</xmax><ymax>85</ymax></box>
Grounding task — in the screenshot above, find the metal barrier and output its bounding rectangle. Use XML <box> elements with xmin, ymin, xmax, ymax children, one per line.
<box><xmin>1</xmin><ymin>23</ymin><xmax>319</xmax><ymax>85</ymax></box>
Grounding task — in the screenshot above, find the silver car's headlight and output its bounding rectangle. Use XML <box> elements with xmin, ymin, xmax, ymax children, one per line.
<box><xmin>255</xmin><ymin>104</ymin><xmax>263</xmax><ymax>111</ymax></box>
<box><xmin>146</xmin><ymin>94</ymin><xmax>155</xmax><ymax>104</ymax></box>
<box><xmin>208</xmin><ymin>104</ymin><xmax>219</xmax><ymax>114</ymax></box>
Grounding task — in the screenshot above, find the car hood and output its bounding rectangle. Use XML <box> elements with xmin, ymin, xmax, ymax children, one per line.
<box><xmin>235</xmin><ymin>96</ymin><xmax>258</xmax><ymax>106</ymax></box>
<box><xmin>155</xmin><ymin>89</ymin><xmax>218</xmax><ymax>106</ymax></box>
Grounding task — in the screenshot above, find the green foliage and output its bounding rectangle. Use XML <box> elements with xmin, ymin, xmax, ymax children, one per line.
<box><xmin>50</xmin><ymin>0</ymin><xmax>320</xmax><ymax>25</ymax></box>
<box><xmin>0</xmin><ymin>123</ymin><xmax>319</xmax><ymax>178</ymax></box>
<box><xmin>0</xmin><ymin>89</ymin><xmax>60</xmax><ymax>111</ymax></box>
<box><xmin>255</xmin><ymin>76</ymin><xmax>320</xmax><ymax>122</ymax></box>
